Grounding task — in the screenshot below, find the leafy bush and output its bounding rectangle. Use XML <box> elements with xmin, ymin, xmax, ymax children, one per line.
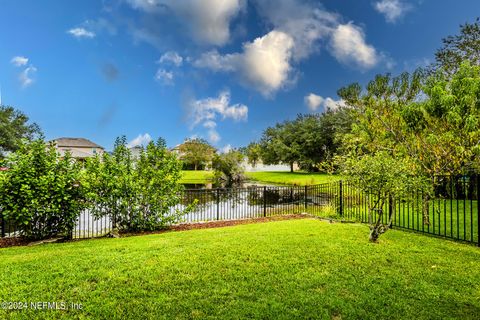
<box><xmin>343</xmin><ymin>152</ymin><xmax>432</xmax><ymax>241</ymax></box>
<box><xmin>85</xmin><ymin>136</ymin><xmax>191</xmax><ymax>232</ymax></box>
<box><xmin>212</xmin><ymin>150</ymin><xmax>245</xmax><ymax>185</ymax></box>
<box><xmin>0</xmin><ymin>139</ymin><xmax>86</xmax><ymax>240</ymax></box>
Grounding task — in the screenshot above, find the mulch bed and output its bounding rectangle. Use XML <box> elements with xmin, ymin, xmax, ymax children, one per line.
<box><xmin>0</xmin><ymin>237</ymin><xmax>29</xmax><ymax>248</ymax></box>
<box><xmin>0</xmin><ymin>214</ymin><xmax>311</xmax><ymax>248</ymax></box>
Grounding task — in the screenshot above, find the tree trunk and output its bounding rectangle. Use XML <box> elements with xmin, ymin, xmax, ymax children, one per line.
<box><xmin>194</xmin><ymin>163</ymin><xmax>197</xmax><ymax>171</ymax></box>
<box><xmin>290</xmin><ymin>162</ymin><xmax>294</xmax><ymax>173</ymax></box>
<box><xmin>369</xmin><ymin>227</ymin><xmax>381</xmax><ymax>242</ymax></box>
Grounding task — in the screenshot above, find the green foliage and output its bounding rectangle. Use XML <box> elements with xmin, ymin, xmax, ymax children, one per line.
<box><xmin>343</xmin><ymin>153</ymin><xmax>432</xmax><ymax>241</ymax></box>
<box><xmin>0</xmin><ymin>139</ymin><xmax>85</xmax><ymax>240</ymax></box>
<box><xmin>338</xmin><ymin>61</ymin><xmax>480</xmax><ymax>240</ymax></box>
<box><xmin>0</xmin><ymin>105</ymin><xmax>42</xmax><ymax>158</ymax></box>
<box><xmin>339</xmin><ymin>62</ymin><xmax>480</xmax><ymax>177</ymax></box>
<box><xmin>259</xmin><ymin>120</ymin><xmax>300</xmax><ymax>172</ymax></box>
<box><xmin>177</xmin><ymin>138</ymin><xmax>216</xmax><ymax>170</ymax></box>
<box><xmin>245</xmin><ymin>142</ymin><xmax>261</xmax><ymax>167</ymax></box>
<box><xmin>258</xmin><ymin>111</ymin><xmax>352</xmax><ymax>172</ymax></box>
<box><xmin>212</xmin><ymin>150</ymin><xmax>245</xmax><ymax>184</ymax></box>
<box><xmin>85</xmin><ymin>136</ymin><xmax>189</xmax><ymax>232</ymax></box>
<box><xmin>433</xmin><ymin>17</ymin><xmax>480</xmax><ymax>75</ymax></box>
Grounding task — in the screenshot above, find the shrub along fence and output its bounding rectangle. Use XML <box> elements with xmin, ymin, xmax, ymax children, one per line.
<box><xmin>1</xmin><ymin>175</ymin><xmax>479</xmax><ymax>246</ymax></box>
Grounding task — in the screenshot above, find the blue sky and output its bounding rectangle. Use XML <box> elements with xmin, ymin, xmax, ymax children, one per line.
<box><xmin>1</xmin><ymin>0</ymin><xmax>479</xmax><ymax>151</ymax></box>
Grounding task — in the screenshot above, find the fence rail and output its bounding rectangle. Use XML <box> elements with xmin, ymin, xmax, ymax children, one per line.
<box><xmin>1</xmin><ymin>176</ymin><xmax>479</xmax><ymax>246</ymax></box>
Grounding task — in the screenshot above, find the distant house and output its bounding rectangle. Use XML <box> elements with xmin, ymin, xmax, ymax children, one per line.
<box><xmin>241</xmin><ymin>159</ymin><xmax>298</xmax><ymax>172</ymax></box>
<box><xmin>52</xmin><ymin>137</ymin><xmax>105</xmax><ymax>160</ymax></box>
<box><xmin>129</xmin><ymin>145</ymin><xmax>143</xmax><ymax>159</ymax></box>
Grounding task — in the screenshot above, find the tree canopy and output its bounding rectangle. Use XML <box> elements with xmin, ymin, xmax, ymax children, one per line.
<box><xmin>433</xmin><ymin>17</ymin><xmax>480</xmax><ymax>75</ymax></box>
<box><xmin>258</xmin><ymin>110</ymin><xmax>352</xmax><ymax>172</ymax></box>
<box><xmin>338</xmin><ymin>62</ymin><xmax>480</xmax><ymax>178</ymax></box>
<box><xmin>0</xmin><ymin>105</ymin><xmax>41</xmax><ymax>158</ymax></box>
<box><xmin>177</xmin><ymin>138</ymin><xmax>216</xmax><ymax>170</ymax></box>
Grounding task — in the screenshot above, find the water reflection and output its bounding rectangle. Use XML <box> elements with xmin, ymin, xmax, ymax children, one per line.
<box><xmin>175</xmin><ymin>184</ymin><xmax>308</xmax><ymax>223</ymax></box>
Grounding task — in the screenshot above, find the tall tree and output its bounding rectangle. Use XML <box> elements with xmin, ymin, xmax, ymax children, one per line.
<box><xmin>0</xmin><ymin>105</ymin><xmax>41</xmax><ymax>158</ymax></box>
<box><xmin>433</xmin><ymin>17</ymin><xmax>480</xmax><ymax>75</ymax></box>
<box><xmin>338</xmin><ymin>62</ymin><xmax>480</xmax><ymax>240</ymax></box>
<box><xmin>177</xmin><ymin>138</ymin><xmax>216</xmax><ymax>170</ymax></box>
<box><xmin>245</xmin><ymin>142</ymin><xmax>262</xmax><ymax>167</ymax></box>
<box><xmin>259</xmin><ymin>120</ymin><xmax>301</xmax><ymax>172</ymax></box>
<box><xmin>258</xmin><ymin>110</ymin><xmax>353</xmax><ymax>172</ymax></box>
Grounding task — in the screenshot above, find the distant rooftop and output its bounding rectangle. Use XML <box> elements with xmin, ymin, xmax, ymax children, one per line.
<box><xmin>52</xmin><ymin>137</ymin><xmax>104</xmax><ymax>149</ymax></box>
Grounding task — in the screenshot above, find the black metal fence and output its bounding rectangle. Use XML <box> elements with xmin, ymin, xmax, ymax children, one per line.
<box><xmin>1</xmin><ymin>176</ymin><xmax>479</xmax><ymax>246</ymax></box>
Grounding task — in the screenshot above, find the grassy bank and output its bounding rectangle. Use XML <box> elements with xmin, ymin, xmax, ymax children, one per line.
<box><xmin>1</xmin><ymin>219</ymin><xmax>479</xmax><ymax>319</ymax></box>
<box><xmin>245</xmin><ymin>171</ymin><xmax>341</xmax><ymax>186</ymax></box>
<box><xmin>179</xmin><ymin>170</ymin><xmax>214</xmax><ymax>184</ymax></box>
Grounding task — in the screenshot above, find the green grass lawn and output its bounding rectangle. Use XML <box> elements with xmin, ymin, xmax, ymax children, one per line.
<box><xmin>245</xmin><ymin>171</ymin><xmax>342</xmax><ymax>186</ymax></box>
<box><xmin>341</xmin><ymin>197</ymin><xmax>479</xmax><ymax>243</ymax></box>
<box><xmin>1</xmin><ymin>219</ymin><xmax>480</xmax><ymax>319</ymax></box>
<box><xmin>179</xmin><ymin>170</ymin><xmax>214</xmax><ymax>183</ymax></box>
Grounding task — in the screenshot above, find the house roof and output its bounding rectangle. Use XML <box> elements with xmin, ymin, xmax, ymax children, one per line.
<box><xmin>52</xmin><ymin>138</ymin><xmax>104</xmax><ymax>149</ymax></box>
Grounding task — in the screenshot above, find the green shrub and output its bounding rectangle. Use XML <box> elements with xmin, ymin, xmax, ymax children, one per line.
<box><xmin>0</xmin><ymin>139</ymin><xmax>86</xmax><ymax>240</ymax></box>
<box><xmin>85</xmin><ymin>136</ymin><xmax>192</xmax><ymax>232</ymax></box>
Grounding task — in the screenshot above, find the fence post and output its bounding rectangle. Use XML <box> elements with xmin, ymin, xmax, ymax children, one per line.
<box><xmin>304</xmin><ymin>185</ymin><xmax>308</xmax><ymax>211</ymax></box>
<box><xmin>1</xmin><ymin>212</ymin><xmax>5</xmax><ymax>238</ymax></box>
<box><xmin>263</xmin><ymin>186</ymin><xmax>267</xmax><ymax>217</ymax></box>
<box><xmin>477</xmin><ymin>175</ymin><xmax>480</xmax><ymax>247</ymax></box>
<box><xmin>216</xmin><ymin>189</ymin><xmax>220</xmax><ymax>220</ymax></box>
<box><xmin>339</xmin><ymin>180</ymin><xmax>344</xmax><ymax>217</ymax></box>
<box><xmin>388</xmin><ymin>194</ymin><xmax>394</xmax><ymax>229</ymax></box>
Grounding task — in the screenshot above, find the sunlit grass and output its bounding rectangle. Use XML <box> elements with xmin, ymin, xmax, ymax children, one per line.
<box><xmin>245</xmin><ymin>171</ymin><xmax>342</xmax><ymax>186</ymax></box>
<box><xmin>1</xmin><ymin>219</ymin><xmax>479</xmax><ymax>319</ymax></box>
<box><xmin>179</xmin><ymin>170</ymin><xmax>214</xmax><ymax>184</ymax></box>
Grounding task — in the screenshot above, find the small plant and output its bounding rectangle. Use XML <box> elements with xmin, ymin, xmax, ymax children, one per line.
<box><xmin>320</xmin><ymin>203</ymin><xmax>337</xmax><ymax>219</ymax></box>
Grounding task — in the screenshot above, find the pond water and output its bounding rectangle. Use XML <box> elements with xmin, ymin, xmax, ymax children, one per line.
<box><xmin>181</xmin><ymin>181</ymin><xmax>281</xmax><ymax>190</ymax></box>
<box><xmin>72</xmin><ymin>183</ymin><xmax>332</xmax><ymax>239</ymax></box>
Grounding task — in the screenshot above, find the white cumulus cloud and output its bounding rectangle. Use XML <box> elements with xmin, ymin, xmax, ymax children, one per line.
<box><xmin>158</xmin><ymin>51</ymin><xmax>183</xmax><ymax>66</ymax></box>
<box><xmin>220</xmin><ymin>144</ymin><xmax>233</xmax><ymax>154</ymax></box>
<box><xmin>187</xmin><ymin>90</ymin><xmax>248</xmax><ymax>144</ymax></box>
<box><xmin>304</xmin><ymin>93</ymin><xmax>324</xmax><ymax>111</ymax></box>
<box><xmin>10</xmin><ymin>56</ymin><xmax>29</xmax><ymax>66</ymax></box>
<box><xmin>194</xmin><ymin>30</ymin><xmax>295</xmax><ymax>97</ymax></box>
<box><xmin>330</xmin><ymin>23</ymin><xmax>378</xmax><ymax>70</ymax></box>
<box><xmin>67</xmin><ymin>27</ymin><xmax>96</xmax><ymax>39</ymax></box>
<box><xmin>253</xmin><ymin>0</ymin><xmax>338</xmax><ymax>61</ymax></box>
<box><xmin>194</xmin><ymin>1</ymin><xmax>383</xmax><ymax>95</ymax></box>
<box><xmin>374</xmin><ymin>0</ymin><xmax>411</xmax><ymax>23</ymax></box>
<box><xmin>19</xmin><ymin>66</ymin><xmax>37</xmax><ymax>88</ymax></box>
<box><xmin>208</xmin><ymin>129</ymin><xmax>221</xmax><ymax>143</ymax></box>
<box><xmin>128</xmin><ymin>133</ymin><xmax>152</xmax><ymax>148</ymax></box>
<box><xmin>154</xmin><ymin>68</ymin><xmax>174</xmax><ymax>85</ymax></box>
<box><xmin>126</xmin><ymin>0</ymin><xmax>245</xmax><ymax>46</ymax></box>
<box><xmin>11</xmin><ymin>56</ymin><xmax>37</xmax><ymax>88</ymax></box>
<box><xmin>304</xmin><ymin>93</ymin><xmax>345</xmax><ymax>112</ymax></box>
